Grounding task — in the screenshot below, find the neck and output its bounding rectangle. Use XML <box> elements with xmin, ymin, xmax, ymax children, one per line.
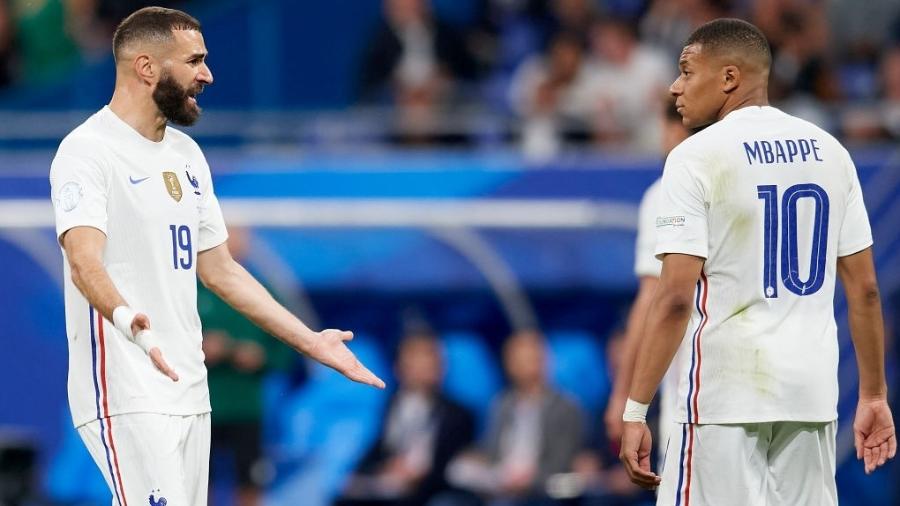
<box><xmin>109</xmin><ymin>81</ymin><xmax>167</xmax><ymax>142</ymax></box>
<box><xmin>516</xmin><ymin>382</ymin><xmax>545</xmax><ymax>399</ymax></box>
<box><xmin>717</xmin><ymin>84</ymin><xmax>769</xmax><ymax>121</ymax></box>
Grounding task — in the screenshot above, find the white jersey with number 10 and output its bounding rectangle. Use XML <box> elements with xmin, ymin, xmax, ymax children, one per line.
<box><xmin>655</xmin><ymin>106</ymin><xmax>872</xmax><ymax>425</ymax></box>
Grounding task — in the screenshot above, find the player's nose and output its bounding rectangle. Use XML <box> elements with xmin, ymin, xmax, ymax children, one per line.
<box><xmin>198</xmin><ymin>63</ymin><xmax>213</xmax><ymax>85</ymax></box>
<box><xmin>669</xmin><ymin>77</ymin><xmax>682</xmax><ymax>96</ymax></box>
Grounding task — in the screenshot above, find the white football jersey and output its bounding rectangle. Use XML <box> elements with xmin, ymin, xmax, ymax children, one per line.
<box><xmin>50</xmin><ymin>106</ymin><xmax>228</xmax><ymax>427</ymax></box>
<box><xmin>655</xmin><ymin>106</ymin><xmax>872</xmax><ymax>424</ymax></box>
<box><xmin>635</xmin><ymin>179</ymin><xmax>663</xmax><ymax>279</ymax></box>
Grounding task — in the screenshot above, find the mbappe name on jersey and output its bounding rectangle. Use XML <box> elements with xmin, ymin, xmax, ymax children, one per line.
<box><xmin>743</xmin><ymin>138</ymin><xmax>824</xmax><ymax>165</ymax></box>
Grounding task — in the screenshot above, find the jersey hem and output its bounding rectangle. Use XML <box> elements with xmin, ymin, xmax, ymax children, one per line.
<box><xmin>73</xmin><ymin>406</ymin><xmax>212</xmax><ymax>429</ymax></box>
<box><xmin>673</xmin><ymin>414</ymin><xmax>838</xmax><ymax>425</ymax></box>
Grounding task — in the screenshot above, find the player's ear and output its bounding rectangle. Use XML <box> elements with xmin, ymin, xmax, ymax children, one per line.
<box><xmin>132</xmin><ymin>53</ymin><xmax>157</xmax><ymax>85</ymax></box>
<box><xmin>722</xmin><ymin>65</ymin><xmax>740</xmax><ymax>93</ymax></box>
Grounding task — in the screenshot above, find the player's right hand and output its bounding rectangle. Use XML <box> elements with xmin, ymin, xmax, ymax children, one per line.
<box><xmin>619</xmin><ymin>421</ymin><xmax>660</xmax><ymax>489</ymax></box>
<box><xmin>854</xmin><ymin>397</ymin><xmax>896</xmax><ymax>474</ymax></box>
<box><xmin>131</xmin><ymin>313</ymin><xmax>179</xmax><ymax>382</ymax></box>
<box><xmin>305</xmin><ymin>329</ymin><xmax>386</xmax><ymax>389</ymax></box>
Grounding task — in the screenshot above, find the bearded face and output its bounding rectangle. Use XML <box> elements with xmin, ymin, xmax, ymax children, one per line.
<box><xmin>152</xmin><ymin>70</ymin><xmax>204</xmax><ymax>126</ymax></box>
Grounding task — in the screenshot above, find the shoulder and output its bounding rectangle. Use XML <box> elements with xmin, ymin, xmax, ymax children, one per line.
<box><xmin>641</xmin><ymin>178</ymin><xmax>663</xmax><ymax>203</ymax></box>
<box><xmin>55</xmin><ymin>112</ymin><xmax>110</xmax><ymax>162</ymax></box>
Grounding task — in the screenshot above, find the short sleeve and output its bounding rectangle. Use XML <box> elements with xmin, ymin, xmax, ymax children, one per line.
<box><xmin>837</xmin><ymin>154</ymin><xmax>873</xmax><ymax>257</ymax></box>
<box><xmin>197</xmin><ymin>165</ymin><xmax>228</xmax><ymax>252</ymax></box>
<box><xmin>654</xmin><ymin>159</ymin><xmax>709</xmax><ymax>260</ymax></box>
<box><xmin>50</xmin><ymin>153</ymin><xmax>108</xmax><ymax>243</ymax></box>
<box><xmin>634</xmin><ymin>181</ymin><xmax>662</xmax><ymax>277</ymax></box>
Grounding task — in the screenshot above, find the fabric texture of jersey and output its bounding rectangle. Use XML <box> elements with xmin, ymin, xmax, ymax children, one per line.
<box><xmin>655</xmin><ymin>106</ymin><xmax>873</xmax><ymax>424</ymax></box>
<box><xmin>635</xmin><ymin>178</ymin><xmax>664</xmax><ymax>278</ymax></box>
<box><xmin>50</xmin><ymin>106</ymin><xmax>229</xmax><ymax>428</ymax></box>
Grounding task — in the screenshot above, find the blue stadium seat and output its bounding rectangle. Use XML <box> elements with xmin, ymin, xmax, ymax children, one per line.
<box><xmin>440</xmin><ymin>331</ymin><xmax>502</xmax><ymax>433</ymax></box>
<box><xmin>267</xmin><ymin>335</ymin><xmax>389</xmax><ymax>506</ymax></box>
<box><xmin>546</xmin><ymin>330</ymin><xmax>610</xmax><ymax>417</ymax></box>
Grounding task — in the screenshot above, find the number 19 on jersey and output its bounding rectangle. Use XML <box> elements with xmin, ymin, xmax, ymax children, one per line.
<box><xmin>169</xmin><ymin>224</ymin><xmax>193</xmax><ymax>270</ymax></box>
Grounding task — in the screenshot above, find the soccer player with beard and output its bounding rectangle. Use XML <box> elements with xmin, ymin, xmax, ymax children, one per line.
<box><xmin>49</xmin><ymin>7</ymin><xmax>385</xmax><ymax>505</ymax></box>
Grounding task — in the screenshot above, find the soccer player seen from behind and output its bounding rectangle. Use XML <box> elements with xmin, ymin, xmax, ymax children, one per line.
<box><xmin>49</xmin><ymin>7</ymin><xmax>384</xmax><ymax>505</ymax></box>
<box><xmin>620</xmin><ymin>18</ymin><xmax>896</xmax><ymax>505</ymax></box>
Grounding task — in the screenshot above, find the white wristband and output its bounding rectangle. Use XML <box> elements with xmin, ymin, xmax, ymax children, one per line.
<box><xmin>112</xmin><ymin>306</ymin><xmax>155</xmax><ymax>354</ymax></box>
<box><xmin>112</xmin><ymin>306</ymin><xmax>137</xmax><ymax>339</ymax></box>
<box><xmin>132</xmin><ymin>329</ymin><xmax>155</xmax><ymax>354</ymax></box>
<box><xmin>622</xmin><ymin>398</ymin><xmax>650</xmax><ymax>423</ymax></box>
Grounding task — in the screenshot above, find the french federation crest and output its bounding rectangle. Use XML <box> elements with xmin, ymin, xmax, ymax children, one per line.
<box><xmin>162</xmin><ymin>172</ymin><xmax>182</xmax><ymax>202</ymax></box>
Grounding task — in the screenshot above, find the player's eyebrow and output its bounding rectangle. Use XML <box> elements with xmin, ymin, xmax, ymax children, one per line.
<box><xmin>186</xmin><ymin>51</ymin><xmax>207</xmax><ymax>62</ymax></box>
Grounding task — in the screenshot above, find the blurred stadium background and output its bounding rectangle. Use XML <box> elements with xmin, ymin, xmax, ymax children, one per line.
<box><xmin>0</xmin><ymin>0</ymin><xmax>899</xmax><ymax>505</ymax></box>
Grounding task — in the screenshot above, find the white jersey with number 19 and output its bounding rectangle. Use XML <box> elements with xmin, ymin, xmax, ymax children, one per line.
<box><xmin>655</xmin><ymin>106</ymin><xmax>872</xmax><ymax>425</ymax></box>
<box><xmin>50</xmin><ymin>106</ymin><xmax>229</xmax><ymax>428</ymax></box>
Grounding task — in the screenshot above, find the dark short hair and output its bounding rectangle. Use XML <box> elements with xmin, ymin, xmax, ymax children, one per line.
<box><xmin>113</xmin><ymin>7</ymin><xmax>201</xmax><ymax>62</ymax></box>
<box><xmin>686</xmin><ymin>18</ymin><xmax>771</xmax><ymax>70</ymax></box>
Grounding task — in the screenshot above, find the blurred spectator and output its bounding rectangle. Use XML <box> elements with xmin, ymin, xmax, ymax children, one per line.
<box><xmin>443</xmin><ymin>329</ymin><xmax>584</xmax><ymax>506</ymax></box>
<box><xmin>573</xmin><ymin>329</ymin><xmax>652</xmax><ymax>506</ymax></box>
<box><xmin>200</xmin><ymin>228</ymin><xmax>294</xmax><ymax>506</ymax></box>
<box><xmin>639</xmin><ymin>0</ymin><xmax>732</xmax><ymax>60</ymax></box>
<box><xmin>9</xmin><ymin>0</ymin><xmax>100</xmax><ymax>83</ymax></box>
<box><xmin>751</xmin><ymin>0</ymin><xmax>838</xmax><ymax>104</ymax></box>
<box><xmin>338</xmin><ymin>331</ymin><xmax>475</xmax><ymax>506</ymax></box>
<box><xmin>548</xmin><ymin>0</ymin><xmax>598</xmax><ymax>42</ymax></box>
<box><xmin>880</xmin><ymin>45</ymin><xmax>900</xmax><ymax>139</ymax></box>
<box><xmin>0</xmin><ymin>1</ymin><xmax>11</xmax><ymax>87</ymax></box>
<box><xmin>509</xmin><ymin>32</ymin><xmax>594</xmax><ymax>159</ymax></box>
<box><xmin>583</xmin><ymin>16</ymin><xmax>671</xmax><ymax>151</ymax></box>
<box><xmin>359</xmin><ymin>0</ymin><xmax>477</xmax><ymax>143</ymax></box>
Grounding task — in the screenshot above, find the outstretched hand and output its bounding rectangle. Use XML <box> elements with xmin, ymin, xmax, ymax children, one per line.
<box><xmin>854</xmin><ymin>398</ymin><xmax>896</xmax><ymax>474</ymax></box>
<box><xmin>305</xmin><ymin>329</ymin><xmax>386</xmax><ymax>389</ymax></box>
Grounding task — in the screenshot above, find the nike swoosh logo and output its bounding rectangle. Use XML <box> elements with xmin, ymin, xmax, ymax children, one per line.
<box><xmin>129</xmin><ymin>176</ymin><xmax>150</xmax><ymax>184</ymax></box>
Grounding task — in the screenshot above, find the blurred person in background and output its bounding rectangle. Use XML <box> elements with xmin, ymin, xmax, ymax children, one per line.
<box><xmin>640</xmin><ymin>0</ymin><xmax>733</xmax><ymax>60</ymax></box>
<box><xmin>338</xmin><ymin>331</ymin><xmax>475</xmax><ymax>506</ymax></box>
<box><xmin>9</xmin><ymin>0</ymin><xmax>112</xmax><ymax>83</ymax></box>
<box><xmin>603</xmin><ymin>97</ymin><xmax>692</xmax><ymax>452</ymax></box>
<box><xmin>49</xmin><ymin>7</ymin><xmax>384</xmax><ymax>504</ymax></box>
<box><xmin>509</xmin><ymin>31</ymin><xmax>594</xmax><ymax>159</ymax></box>
<box><xmin>0</xmin><ymin>1</ymin><xmax>12</xmax><ymax>88</ymax></box>
<box><xmin>584</xmin><ymin>16</ymin><xmax>671</xmax><ymax>151</ymax></box>
<box><xmin>443</xmin><ymin>329</ymin><xmax>584</xmax><ymax>506</ymax></box>
<box><xmin>359</xmin><ymin>0</ymin><xmax>476</xmax><ymax>144</ymax></box>
<box><xmin>199</xmin><ymin>227</ymin><xmax>294</xmax><ymax>506</ymax></box>
<box><xmin>570</xmin><ymin>329</ymin><xmax>652</xmax><ymax>506</ymax></box>
<box><xmin>878</xmin><ymin>45</ymin><xmax>900</xmax><ymax>139</ymax></box>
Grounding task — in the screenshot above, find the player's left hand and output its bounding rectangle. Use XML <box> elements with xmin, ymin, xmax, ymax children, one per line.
<box><xmin>619</xmin><ymin>421</ymin><xmax>660</xmax><ymax>489</ymax></box>
<box><xmin>854</xmin><ymin>397</ymin><xmax>897</xmax><ymax>474</ymax></box>
<box><xmin>305</xmin><ymin>329</ymin><xmax>386</xmax><ymax>389</ymax></box>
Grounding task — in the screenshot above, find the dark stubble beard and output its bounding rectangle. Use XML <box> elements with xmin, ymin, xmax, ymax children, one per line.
<box><xmin>152</xmin><ymin>73</ymin><xmax>202</xmax><ymax>126</ymax></box>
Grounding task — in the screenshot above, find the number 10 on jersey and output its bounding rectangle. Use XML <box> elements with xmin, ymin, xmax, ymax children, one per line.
<box><xmin>169</xmin><ymin>224</ymin><xmax>193</xmax><ymax>270</ymax></box>
<box><xmin>757</xmin><ymin>183</ymin><xmax>829</xmax><ymax>298</ymax></box>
